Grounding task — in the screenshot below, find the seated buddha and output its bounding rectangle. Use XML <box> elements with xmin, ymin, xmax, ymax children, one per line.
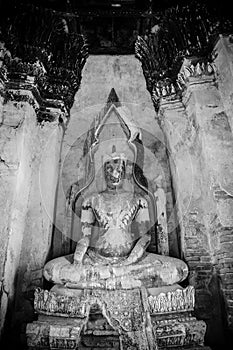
<box><xmin>44</xmin><ymin>151</ymin><xmax>188</xmax><ymax>290</ymax></box>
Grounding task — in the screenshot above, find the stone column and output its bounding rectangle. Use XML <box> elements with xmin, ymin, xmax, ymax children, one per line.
<box><xmin>157</xmin><ymin>58</ymin><xmax>233</xmax><ymax>344</ymax></box>
<box><xmin>0</xmin><ymin>78</ymin><xmax>65</xmax><ymax>339</ymax></box>
<box><xmin>0</xmin><ymin>22</ymin><xmax>88</xmax><ymax>340</ymax></box>
<box><xmin>0</xmin><ymin>84</ymin><xmax>28</xmax><ymax>337</ymax></box>
<box><xmin>135</xmin><ymin>15</ymin><xmax>233</xmax><ymax>345</ymax></box>
<box><xmin>158</xmin><ymin>94</ymin><xmax>214</xmax><ymax>292</ymax></box>
<box><xmin>13</xmin><ymin>102</ymin><xmax>65</xmax><ymax>332</ymax></box>
<box><xmin>183</xmin><ymin>65</ymin><xmax>233</xmax><ymax>333</ymax></box>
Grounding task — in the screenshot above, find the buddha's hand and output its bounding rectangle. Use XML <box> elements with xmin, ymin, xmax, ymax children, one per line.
<box><xmin>73</xmin><ymin>256</ymin><xmax>83</xmax><ymax>266</ymax></box>
<box><xmin>123</xmin><ymin>234</ymin><xmax>151</xmax><ymax>265</ymax></box>
<box><xmin>73</xmin><ymin>236</ymin><xmax>90</xmax><ymax>265</ymax></box>
<box><xmin>73</xmin><ymin>248</ymin><xmax>84</xmax><ymax>265</ymax></box>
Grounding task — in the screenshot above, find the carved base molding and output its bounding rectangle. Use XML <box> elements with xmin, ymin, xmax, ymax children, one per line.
<box><xmin>26</xmin><ymin>286</ymin><xmax>209</xmax><ymax>350</ymax></box>
<box><xmin>27</xmin><ymin>317</ymin><xmax>86</xmax><ymax>350</ymax></box>
<box><xmin>153</xmin><ymin>316</ymin><xmax>207</xmax><ymax>349</ymax></box>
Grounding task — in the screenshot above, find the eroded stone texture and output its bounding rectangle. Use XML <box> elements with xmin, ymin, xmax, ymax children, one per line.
<box><xmin>0</xmin><ymin>89</ymin><xmax>63</xmax><ymax>342</ymax></box>
<box><xmin>213</xmin><ymin>36</ymin><xmax>233</xmax><ymax>332</ymax></box>
<box><xmin>184</xmin><ymin>75</ymin><xmax>233</xmax><ymax>335</ymax></box>
<box><xmin>26</xmin><ymin>285</ymin><xmax>208</xmax><ymax>350</ymax></box>
<box><xmin>13</xmin><ymin>116</ymin><xmax>63</xmax><ymax>332</ymax></box>
<box><xmin>0</xmin><ymin>96</ymin><xmax>39</xmax><ymax>335</ymax></box>
<box><xmin>157</xmin><ymin>52</ymin><xmax>233</xmax><ymax>346</ymax></box>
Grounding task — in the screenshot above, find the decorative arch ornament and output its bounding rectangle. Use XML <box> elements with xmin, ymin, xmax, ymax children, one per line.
<box><xmin>64</xmin><ymin>89</ymin><xmax>158</xmax><ymax>253</ymax></box>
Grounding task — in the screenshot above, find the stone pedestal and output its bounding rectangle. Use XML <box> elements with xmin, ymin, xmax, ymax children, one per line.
<box><xmin>26</xmin><ymin>285</ymin><xmax>209</xmax><ymax>350</ymax></box>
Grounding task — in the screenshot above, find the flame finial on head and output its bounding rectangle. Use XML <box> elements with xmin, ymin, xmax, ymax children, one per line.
<box><xmin>103</xmin><ymin>145</ymin><xmax>127</xmax><ymax>164</ymax></box>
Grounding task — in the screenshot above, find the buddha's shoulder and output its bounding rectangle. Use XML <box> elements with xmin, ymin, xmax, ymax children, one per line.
<box><xmin>82</xmin><ymin>193</ymin><xmax>102</xmax><ymax>207</ymax></box>
<box><xmin>122</xmin><ymin>192</ymin><xmax>148</xmax><ymax>207</ymax></box>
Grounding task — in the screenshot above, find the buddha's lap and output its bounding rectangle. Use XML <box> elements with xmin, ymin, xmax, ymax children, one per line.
<box><xmin>43</xmin><ymin>252</ymin><xmax>188</xmax><ymax>285</ymax></box>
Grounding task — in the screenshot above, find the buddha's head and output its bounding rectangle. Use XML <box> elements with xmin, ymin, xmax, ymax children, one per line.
<box><xmin>104</xmin><ymin>155</ymin><xmax>126</xmax><ymax>190</ymax></box>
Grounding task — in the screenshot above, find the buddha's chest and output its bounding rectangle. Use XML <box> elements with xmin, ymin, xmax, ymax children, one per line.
<box><xmin>93</xmin><ymin>193</ymin><xmax>138</xmax><ymax>228</ymax></box>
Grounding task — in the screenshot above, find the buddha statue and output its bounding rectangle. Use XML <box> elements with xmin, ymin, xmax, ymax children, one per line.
<box><xmin>44</xmin><ymin>150</ymin><xmax>188</xmax><ymax>290</ymax></box>
<box><xmin>27</xmin><ymin>102</ymin><xmax>208</xmax><ymax>350</ymax></box>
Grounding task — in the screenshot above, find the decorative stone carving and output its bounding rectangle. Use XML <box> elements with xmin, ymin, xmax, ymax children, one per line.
<box><xmin>26</xmin><ymin>321</ymin><xmax>85</xmax><ymax>350</ymax></box>
<box><xmin>28</xmin><ymin>287</ymin><xmax>156</xmax><ymax>350</ymax></box>
<box><xmin>0</xmin><ymin>5</ymin><xmax>88</xmax><ymax>114</ymax></box>
<box><xmin>154</xmin><ymin>316</ymin><xmax>207</xmax><ymax>348</ymax></box>
<box><xmin>135</xmin><ymin>1</ymin><xmax>232</xmax><ymax>109</ymax></box>
<box><xmin>34</xmin><ymin>286</ymin><xmax>195</xmax><ymax>321</ymax></box>
<box><xmin>28</xmin><ymin>285</ymin><xmax>207</xmax><ymax>350</ymax></box>
<box><xmin>177</xmin><ymin>59</ymin><xmax>215</xmax><ymax>89</ymax></box>
<box><xmin>34</xmin><ymin>288</ymin><xmax>87</xmax><ymax>318</ymax></box>
<box><xmin>148</xmin><ymin>286</ymin><xmax>195</xmax><ymax>314</ymax></box>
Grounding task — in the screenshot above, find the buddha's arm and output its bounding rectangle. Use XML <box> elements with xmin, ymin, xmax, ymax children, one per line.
<box><xmin>124</xmin><ymin>197</ymin><xmax>151</xmax><ymax>265</ymax></box>
<box><xmin>73</xmin><ymin>199</ymin><xmax>95</xmax><ymax>264</ymax></box>
<box><xmin>124</xmin><ymin>233</ymin><xmax>151</xmax><ymax>265</ymax></box>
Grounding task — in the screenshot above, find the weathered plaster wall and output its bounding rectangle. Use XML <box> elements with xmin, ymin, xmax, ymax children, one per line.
<box><xmin>53</xmin><ymin>55</ymin><xmax>179</xmax><ymax>258</ymax></box>
<box><xmin>159</xmin><ymin>57</ymin><xmax>233</xmax><ymax>347</ymax></box>
<box><xmin>14</xmin><ymin>117</ymin><xmax>63</xmax><ymax>336</ymax></box>
<box><xmin>212</xmin><ymin>36</ymin><xmax>233</xmax><ymax>336</ymax></box>
<box><xmin>184</xmin><ymin>77</ymin><xmax>233</xmax><ymax>340</ymax></box>
<box><xmin>0</xmin><ymin>97</ymin><xmax>36</xmax><ymax>335</ymax></box>
<box><xmin>0</xmin><ymin>90</ymin><xmax>63</xmax><ymax>340</ymax></box>
<box><xmin>214</xmin><ymin>35</ymin><xmax>233</xmax><ymax>133</ymax></box>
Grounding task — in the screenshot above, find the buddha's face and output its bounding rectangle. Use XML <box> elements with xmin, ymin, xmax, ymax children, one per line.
<box><xmin>104</xmin><ymin>158</ymin><xmax>125</xmax><ymax>189</ymax></box>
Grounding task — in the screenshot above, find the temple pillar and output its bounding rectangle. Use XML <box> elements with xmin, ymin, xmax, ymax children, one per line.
<box><xmin>0</xmin><ymin>17</ymin><xmax>88</xmax><ymax>340</ymax></box>
<box><xmin>157</xmin><ymin>58</ymin><xmax>233</xmax><ymax>345</ymax></box>
<box><xmin>158</xmin><ymin>93</ymin><xmax>214</xmax><ymax>323</ymax></box>
<box><xmin>213</xmin><ymin>34</ymin><xmax>233</xmax><ymax>336</ymax></box>
<box><xmin>134</xmin><ymin>7</ymin><xmax>233</xmax><ymax>346</ymax></box>
<box><xmin>0</xmin><ymin>75</ymin><xmax>65</xmax><ymax>340</ymax></box>
<box><xmin>0</xmin><ymin>84</ymin><xmax>28</xmax><ymax>337</ymax></box>
<box><xmin>182</xmin><ymin>64</ymin><xmax>233</xmax><ymax>335</ymax></box>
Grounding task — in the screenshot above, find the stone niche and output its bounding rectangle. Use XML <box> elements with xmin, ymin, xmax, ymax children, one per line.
<box><xmin>52</xmin><ymin>55</ymin><xmax>180</xmax><ymax>260</ymax></box>
<box><xmin>26</xmin><ymin>55</ymin><xmax>209</xmax><ymax>350</ymax></box>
